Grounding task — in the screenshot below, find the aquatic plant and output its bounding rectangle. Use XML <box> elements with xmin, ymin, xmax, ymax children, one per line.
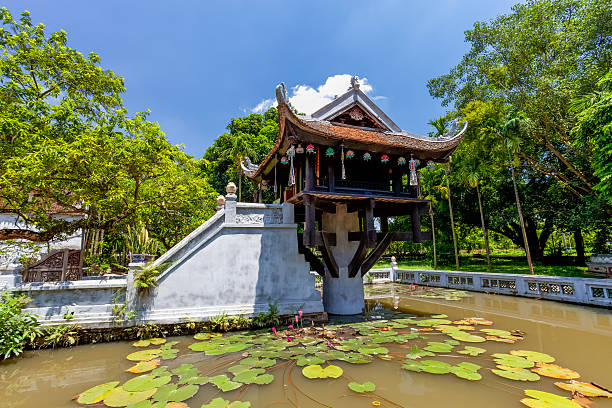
<box><xmin>0</xmin><ymin>291</ymin><xmax>40</xmax><ymax>359</ymax></box>
<box><xmin>73</xmin><ymin>312</ymin><xmax>612</xmax><ymax>408</ymax></box>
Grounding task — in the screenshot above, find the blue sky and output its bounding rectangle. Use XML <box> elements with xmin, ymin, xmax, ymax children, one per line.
<box><xmin>4</xmin><ymin>1</ymin><xmax>518</xmax><ymax>158</ymax></box>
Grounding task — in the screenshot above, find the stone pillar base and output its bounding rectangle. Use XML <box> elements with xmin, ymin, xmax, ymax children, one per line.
<box><xmin>321</xmin><ymin>204</ymin><xmax>364</xmax><ymax>315</ymax></box>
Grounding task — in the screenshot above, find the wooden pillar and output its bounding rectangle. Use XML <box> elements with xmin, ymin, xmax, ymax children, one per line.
<box><xmin>412</xmin><ymin>205</ymin><xmax>422</xmax><ymax>243</ymax></box>
<box><xmin>305</xmin><ymin>154</ymin><xmax>314</xmax><ymax>191</ymax></box>
<box><xmin>327</xmin><ymin>160</ymin><xmax>335</xmax><ymax>192</ymax></box>
<box><xmin>365</xmin><ymin>199</ymin><xmax>376</xmax><ymax>248</ymax></box>
<box><xmin>303</xmin><ymin>195</ymin><xmax>316</xmax><ymax>248</ymax></box>
<box><xmin>392</xmin><ymin>170</ymin><xmax>402</xmax><ymax>195</ymax></box>
<box><xmin>380</xmin><ymin>216</ymin><xmax>388</xmax><ymax>233</ymax></box>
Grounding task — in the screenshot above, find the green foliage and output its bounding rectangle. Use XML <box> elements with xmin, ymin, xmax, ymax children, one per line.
<box><xmin>40</xmin><ymin>324</ymin><xmax>79</xmax><ymax>348</ymax></box>
<box><xmin>202</xmin><ymin>108</ymin><xmax>278</xmax><ymax>200</ymax></box>
<box><xmin>125</xmin><ymin>224</ymin><xmax>159</xmax><ymax>256</ymax></box>
<box><xmin>0</xmin><ymin>8</ymin><xmax>217</xmax><ymax>247</ymax></box>
<box><xmin>133</xmin><ymin>262</ymin><xmax>174</xmax><ymax>291</ymax></box>
<box><xmin>0</xmin><ymin>291</ymin><xmax>40</xmax><ymax>358</ymax></box>
<box><xmin>423</xmin><ymin>0</ymin><xmax>612</xmax><ymax>261</ymax></box>
<box><xmin>251</xmin><ymin>302</ymin><xmax>281</xmax><ymax>329</ymax></box>
<box><xmin>571</xmin><ymin>68</ymin><xmax>612</xmax><ymax>203</ymax></box>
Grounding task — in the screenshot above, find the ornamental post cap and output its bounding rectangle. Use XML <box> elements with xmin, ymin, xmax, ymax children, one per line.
<box><xmin>391</xmin><ymin>256</ymin><xmax>396</xmax><ymax>262</ymax></box>
<box><xmin>226</xmin><ymin>182</ymin><xmax>237</xmax><ymax>194</ymax></box>
<box><xmin>216</xmin><ymin>195</ymin><xmax>226</xmax><ymax>205</ymax></box>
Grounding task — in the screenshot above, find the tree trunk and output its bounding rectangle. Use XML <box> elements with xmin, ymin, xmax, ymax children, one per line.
<box><xmin>429</xmin><ymin>202</ymin><xmax>437</xmax><ymax>270</ymax></box>
<box><xmin>238</xmin><ymin>170</ymin><xmax>242</xmax><ymax>202</ymax></box>
<box><xmin>510</xmin><ymin>166</ymin><xmax>534</xmax><ymax>274</ymax></box>
<box><xmin>476</xmin><ymin>183</ymin><xmax>492</xmax><ymax>273</ymax></box>
<box><xmin>574</xmin><ymin>229</ymin><xmax>585</xmax><ymax>265</ymax></box>
<box><xmin>445</xmin><ymin>164</ymin><xmax>459</xmax><ymax>270</ymax></box>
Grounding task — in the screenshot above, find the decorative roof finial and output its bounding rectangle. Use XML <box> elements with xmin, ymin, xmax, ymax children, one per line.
<box><xmin>350</xmin><ymin>75</ymin><xmax>360</xmax><ymax>90</ymax></box>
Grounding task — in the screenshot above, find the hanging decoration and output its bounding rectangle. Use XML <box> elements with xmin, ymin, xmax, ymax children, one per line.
<box><xmin>416</xmin><ymin>173</ymin><xmax>422</xmax><ymax>197</ymax></box>
<box><xmin>306</xmin><ymin>144</ymin><xmax>316</xmax><ymax>154</ymax></box>
<box><xmin>261</xmin><ymin>180</ymin><xmax>269</xmax><ymax>190</ymax></box>
<box><xmin>381</xmin><ymin>154</ymin><xmax>390</xmax><ymax>164</ymax></box>
<box><xmin>346</xmin><ymin>150</ymin><xmax>355</xmax><ymax>159</ymax></box>
<box><xmin>280</xmin><ymin>156</ymin><xmax>289</xmax><ymax>165</ymax></box>
<box><xmin>398</xmin><ymin>156</ymin><xmax>406</xmax><ymax>166</ymax></box>
<box><xmin>363</xmin><ymin>152</ymin><xmax>372</xmax><ymax>161</ymax></box>
<box><xmin>409</xmin><ymin>155</ymin><xmax>418</xmax><ymax>186</ymax></box>
<box><xmin>295</xmin><ymin>144</ymin><xmax>304</xmax><ymax>154</ymax></box>
<box><xmin>427</xmin><ymin>160</ymin><xmax>435</xmax><ymax>170</ymax></box>
<box><xmin>341</xmin><ymin>144</ymin><xmax>346</xmax><ymax>180</ymax></box>
<box><xmin>325</xmin><ymin>147</ymin><xmax>335</xmax><ymax>157</ymax></box>
<box><xmin>288</xmin><ymin>145</ymin><xmax>296</xmax><ymax>186</ymax></box>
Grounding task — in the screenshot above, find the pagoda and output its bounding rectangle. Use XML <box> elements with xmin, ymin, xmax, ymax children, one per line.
<box><xmin>242</xmin><ymin>77</ymin><xmax>467</xmax><ymax>314</ymax></box>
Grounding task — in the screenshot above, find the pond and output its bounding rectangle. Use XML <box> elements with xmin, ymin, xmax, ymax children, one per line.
<box><xmin>1</xmin><ymin>283</ymin><xmax>611</xmax><ymax>408</ymax></box>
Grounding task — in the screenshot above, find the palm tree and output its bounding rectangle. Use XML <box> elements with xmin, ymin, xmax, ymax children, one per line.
<box><xmin>499</xmin><ymin>116</ymin><xmax>534</xmax><ymax>275</ymax></box>
<box><xmin>429</xmin><ymin>115</ymin><xmax>459</xmax><ymax>270</ymax></box>
<box><xmin>454</xmin><ymin>156</ymin><xmax>492</xmax><ymax>273</ymax></box>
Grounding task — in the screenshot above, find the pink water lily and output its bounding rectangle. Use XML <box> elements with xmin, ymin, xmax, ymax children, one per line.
<box><xmin>288</xmin><ymin>324</ymin><xmax>294</xmax><ymax>330</ymax></box>
<box><xmin>298</xmin><ymin>310</ymin><xmax>303</xmax><ymax>318</ymax></box>
<box><xmin>295</xmin><ymin>315</ymin><xmax>299</xmax><ymax>324</ymax></box>
<box><xmin>287</xmin><ymin>337</ymin><xmax>293</xmax><ymax>342</ymax></box>
<box><xmin>272</xmin><ymin>327</ymin><xmax>277</xmax><ymax>335</ymax></box>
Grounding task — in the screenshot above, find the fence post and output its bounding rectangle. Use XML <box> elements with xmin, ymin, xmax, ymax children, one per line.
<box><xmin>390</xmin><ymin>256</ymin><xmax>398</xmax><ymax>282</ymax></box>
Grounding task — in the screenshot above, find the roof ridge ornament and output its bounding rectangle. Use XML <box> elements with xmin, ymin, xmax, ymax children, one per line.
<box><xmin>350</xmin><ymin>75</ymin><xmax>360</xmax><ymax>90</ymax></box>
<box><xmin>276</xmin><ymin>82</ymin><xmax>291</xmax><ymax>107</ymax></box>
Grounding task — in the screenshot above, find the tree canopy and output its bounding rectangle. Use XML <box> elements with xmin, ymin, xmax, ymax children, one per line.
<box><xmin>0</xmin><ymin>8</ymin><xmax>216</xmax><ymax>249</ymax></box>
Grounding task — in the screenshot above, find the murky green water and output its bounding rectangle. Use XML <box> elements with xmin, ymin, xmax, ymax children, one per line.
<box><xmin>1</xmin><ymin>283</ymin><xmax>611</xmax><ymax>408</ymax></box>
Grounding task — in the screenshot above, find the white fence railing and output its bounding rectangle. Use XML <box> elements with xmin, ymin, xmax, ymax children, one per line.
<box><xmin>366</xmin><ymin>265</ymin><xmax>612</xmax><ymax>308</ymax></box>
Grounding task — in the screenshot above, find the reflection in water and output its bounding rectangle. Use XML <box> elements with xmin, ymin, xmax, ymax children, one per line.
<box><xmin>0</xmin><ymin>283</ymin><xmax>610</xmax><ymax>408</ymax></box>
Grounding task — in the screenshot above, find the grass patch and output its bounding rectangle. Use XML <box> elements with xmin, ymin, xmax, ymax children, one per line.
<box><xmin>374</xmin><ymin>256</ymin><xmax>590</xmax><ymax>278</ymax></box>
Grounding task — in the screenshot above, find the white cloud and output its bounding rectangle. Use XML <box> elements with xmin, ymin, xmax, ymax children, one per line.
<box><xmin>250</xmin><ymin>97</ymin><xmax>276</xmax><ymax>114</ymax></box>
<box><xmin>249</xmin><ymin>74</ymin><xmax>385</xmax><ymax>115</ymax></box>
<box><xmin>289</xmin><ymin>74</ymin><xmax>373</xmax><ymax>115</ymax></box>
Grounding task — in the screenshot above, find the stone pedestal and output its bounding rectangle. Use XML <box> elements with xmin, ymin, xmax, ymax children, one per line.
<box><xmin>322</xmin><ymin>204</ymin><xmax>365</xmax><ymax>315</ymax></box>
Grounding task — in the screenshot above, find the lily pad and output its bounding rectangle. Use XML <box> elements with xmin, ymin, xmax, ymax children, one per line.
<box><xmin>420</xmin><ymin>360</ymin><xmax>452</xmax><ymax>374</ymax></box>
<box><xmin>405</xmin><ymin>345</ymin><xmax>435</xmax><ymax>360</ymax></box>
<box><xmin>126</xmin><ymin>349</ymin><xmax>163</xmax><ymax>361</ymax></box>
<box><xmin>123</xmin><ymin>374</ymin><xmax>172</xmax><ymax>392</ymax></box>
<box><xmin>520</xmin><ymin>390</ymin><xmax>582</xmax><ymax>408</ymax></box>
<box><xmin>510</xmin><ymin>350</ymin><xmax>556</xmax><ymax>363</ymax></box>
<box><xmin>451</xmin><ymin>366</ymin><xmax>482</xmax><ymax>381</ymax></box>
<box><xmin>164</xmin><ymin>384</ymin><xmax>199</xmax><ymax>403</ymax></box>
<box><xmin>76</xmin><ymin>381</ymin><xmax>120</xmax><ymax>404</ymax></box>
<box><xmin>201</xmin><ymin>397</ymin><xmax>251</xmax><ymax>408</ymax></box>
<box><xmin>424</xmin><ymin>342</ymin><xmax>454</xmax><ymax>353</ymax></box>
<box><xmin>348</xmin><ymin>381</ymin><xmax>376</xmax><ymax>393</ymax></box>
<box><xmin>296</xmin><ymin>355</ymin><xmax>325</xmax><ymax>366</ymax></box>
<box><xmin>532</xmin><ymin>363</ymin><xmax>580</xmax><ymax>379</ymax></box>
<box><xmin>401</xmin><ymin>360</ymin><xmax>423</xmax><ymax>372</ymax></box>
<box><xmin>457</xmin><ymin>346</ymin><xmax>486</xmax><ymax>356</ymax></box>
<box><xmin>126</xmin><ymin>359</ymin><xmax>161</xmax><ymax>374</ymax></box>
<box><xmin>492</xmin><ymin>368</ymin><xmax>541</xmax><ymax>381</ymax></box>
<box><xmin>357</xmin><ymin>346</ymin><xmax>388</xmax><ymax>355</ymax></box>
<box><xmin>554</xmin><ymin>381</ymin><xmax>612</xmax><ymax>398</ymax></box>
<box><xmin>448</xmin><ymin>331</ymin><xmax>486</xmax><ymax>343</ymax></box>
<box><xmin>301</xmin><ymin>364</ymin><xmax>343</xmax><ymax>379</ymax></box>
<box><xmin>492</xmin><ymin>353</ymin><xmax>535</xmax><ymax>368</ymax></box>
<box><xmin>103</xmin><ymin>387</ymin><xmax>158</xmax><ymax>407</ymax></box>
<box><xmin>210</xmin><ymin>375</ymin><xmax>242</xmax><ymax>392</ymax></box>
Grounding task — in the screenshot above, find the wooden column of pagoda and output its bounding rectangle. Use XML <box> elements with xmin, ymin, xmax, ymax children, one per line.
<box><xmin>295</xmin><ymin>151</ymin><xmax>431</xmax><ymax>278</ymax></box>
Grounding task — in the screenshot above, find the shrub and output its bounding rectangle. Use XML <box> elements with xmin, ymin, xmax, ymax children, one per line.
<box><xmin>0</xmin><ymin>291</ymin><xmax>41</xmax><ymax>359</ymax></box>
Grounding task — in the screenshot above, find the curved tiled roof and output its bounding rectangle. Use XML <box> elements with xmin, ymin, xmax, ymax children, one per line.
<box><xmin>247</xmin><ymin>82</ymin><xmax>467</xmax><ymax>179</ymax></box>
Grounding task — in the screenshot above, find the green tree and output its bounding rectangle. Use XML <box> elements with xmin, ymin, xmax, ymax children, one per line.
<box><xmin>428</xmin><ymin>0</ymin><xmax>612</xmax><ymax>200</ymax></box>
<box><xmin>571</xmin><ymin>68</ymin><xmax>612</xmax><ymax>204</ymax></box>
<box><xmin>202</xmin><ymin>108</ymin><xmax>278</xmax><ymax>201</ymax></box>
<box><xmin>0</xmin><ymin>9</ymin><xmax>216</xmax><ymax>247</ymax></box>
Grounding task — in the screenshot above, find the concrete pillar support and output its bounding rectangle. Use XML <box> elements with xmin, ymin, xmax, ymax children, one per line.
<box><xmin>322</xmin><ymin>204</ymin><xmax>365</xmax><ymax>315</ymax></box>
<box><xmin>224</xmin><ymin>182</ymin><xmax>237</xmax><ymax>223</ymax></box>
